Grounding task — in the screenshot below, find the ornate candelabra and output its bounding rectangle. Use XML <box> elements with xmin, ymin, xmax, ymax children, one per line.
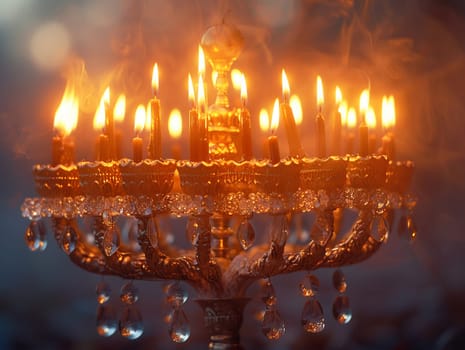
<box><xmin>21</xmin><ymin>23</ymin><xmax>417</xmax><ymax>349</ymax></box>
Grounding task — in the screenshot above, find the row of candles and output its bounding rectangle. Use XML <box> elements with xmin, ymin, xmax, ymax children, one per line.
<box><xmin>51</xmin><ymin>48</ymin><xmax>397</xmax><ymax>167</ymax></box>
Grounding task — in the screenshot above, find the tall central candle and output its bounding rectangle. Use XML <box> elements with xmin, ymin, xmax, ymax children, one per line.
<box><xmin>332</xmin><ymin>86</ymin><xmax>343</xmax><ymax>155</ymax></box>
<box><xmin>268</xmin><ymin>99</ymin><xmax>281</xmax><ymax>164</ymax></box>
<box><xmin>133</xmin><ymin>104</ymin><xmax>146</xmax><ymax>162</ymax></box>
<box><xmin>381</xmin><ymin>95</ymin><xmax>396</xmax><ymax>160</ymax></box>
<box><xmin>102</xmin><ymin>87</ymin><xmax>115</xmax><ymax>160</ymax></box>
<box><xmin>113</xmin><ymin>94</ymin><xmax>126</xmax><ymax>159</ymax></box>
<box><xmin>366</xmin><ymin>106</ymin><xmax>377</xmax><ymax>154</ymax></box>
<box><xmin>168</xmin><ymin>109</ymin><xmax>183</xmax><ymax>160</ymax></box>
<box><xmin>93</xmin><ymin>97</ymin><xmax>109</xmax><ymax>162</ymax></box>
<box><xmin>358</xmin><ymin>89</ymin><xmax>369</xmax><ymax>156</ymax></box>
<box><xmin>197</xmin><ymin>75</ymin><xmax>209</xmax><ymax>161</ymax></box>
<box><xmin>259</xmin><ymin>108</ymin><xmax>270</xmax><ymax>159</ymax></box>
<box><xmin>188</xmin><ymin>74</ymin><xmax>200</xmax><ymax>161</ymax></box>
<box><xmin>240</xmin><ymin>74</ymin><xmax>253</xmax><ymax>160</ymax></box>
<box><xmin>149</xmin><ymin>63</ymin><xmax>162</xmax><ymax>159</ymax></box>
<box><xmin>315</xmin><ymin>75</ymin><xmax>326</xmax><ymax>158</ymax></box>
<box><xmin>346</xmin><ymin>107</ymin><xmax>357</xmax><ymax>154</ymax></box>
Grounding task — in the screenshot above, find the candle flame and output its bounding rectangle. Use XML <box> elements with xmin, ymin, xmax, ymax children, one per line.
<box><xmin>113</xmin><ymin>94</ymin><xmax>126</xmax><ymax>122</ymax></box>
<box><xmin>198</xmin><ymin>75</ymin><xmax>205</xmax><ymax>106</ymax></box>
<box><xmin>382</xmin><ymin>95</ymin><xmax>396</xmax><ymax>129</ymax></box>
<box><xmin>134</xmin><ymin>104</ymin><xmax>146</xmax><ymax>134</ymax></box>
<box><xmin>145</xmin><ymin>102</ymin><xmax>152</xmax><ymax>130</ymax></box>
<box><xmin>240</xmin><ymin>74</ymin><xmax>247</xmax><ymax>104</ymax></box>
<box><xmin>259</xmin><ymin>108</ymin><xmax>269</xmax><ymax>132</ymax></box>
<box><xmin>152</xmin><ymin>63</ymin><xmax>159</xmax><ymax>96</ymax></box>
<box><xmin>54</xmin><ymin>84</ymin><xmax>79</xmax><ymax>136</ymax></box>
<box><xmin>211</xmin><ymin>70</ymin><xmax>218</xmax><ymax>87</ymax></box>
<box><xmin>168</xmin><ymin>109</ymin><xmax>183</xmax><ymax>139</ymax></box>
<box><xmin>339</xmin><ymin>101</ymin><xmax>348</xmax><ymax>126</ymax></box>
<box><xmin>282</xmin><ymin>69</ymin><xmax>290</xmax><ymax>101</ymax></box>
<box><xmin>198</xmin><ymin>45</ymin><xmax>205</xmax><ymax>76</ymax></box>
<box><xmin>93</xmin><ymin>87</ymin><xmax>110</xmax><ymax>130</ymax></box>
<box><xmin>231</xmin><ymin>69</ymin><xmax>242</xmax><ymax>90</ymax></box>
<box><xmin>335</xmin><ymin>86</ymin><xmax>342</xmax><ymax>105</ymax></box>
<box><xmin>359</xmin><ymin>89</ymin><xmax>370</xmax><ymax>115</ymax></box>
<box><xmin>289</xmin><ymin>94</ymin><xmax>303</xmax><ymax>125</ymax></box>
<box><xmin>188</xmin><ymin>73</ymin><xmax>195</xmax><ymax>106</ymax></box>
<box><xmin>316</xmin><ymin>75</ymin><xmax>324</xmax><ymax>106</ymax></box>
<box><xmin>347</xmin><ymin>107</ymin><xmax>357</xmax><ymax>129</ymax></box>
<box><xmin>271</xmin><ymin>98</ymin><xmax>280</xmax><ymax>132</ymax></box>
<box><xmin>366</xmin><ymin>106</ymin><xmax>376</xmax><ymax>129</ymax></box>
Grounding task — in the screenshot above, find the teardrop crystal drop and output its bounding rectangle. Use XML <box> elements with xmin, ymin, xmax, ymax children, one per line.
<box><xmin>25</xmin><ymin>220</ymin><xmax>47</xmax><ymax>252</ymax></box>
<box><xmin>169</xmin><ymin>308</ymin><xmax>191</xmax><ymax>343</ymax></box>
<box><xmin>237</xmin><ymin>219</ymin><xmax>255</xmax><ymax>250</ymax></box>
<box><xmin>270</xmin><ymin>215</ymin><xmax>289</xmax><ymax>246</ymax></box>
<box><xmin>146</xmin><ymin>216</ymin><xmax>158</xmax><ymax>248</ymax></box>
<box><xmin>261</xmin><ymin>309</ymin><xmax>285</xmax><ymax>340</ymax></box>
<box><xmin>96</xmin><ymin>280</ymin><xmax>111</xmax><ymax>304</ymax></box>
<box><xmin>61</xmin><ymin>225</ymin><xmax>78</xmax><ymax>255</ymax></box>
<box><xmin>186</xmin><ymin>217</ymin><xmax>200</xmax><ymax>245</ymax></box>
<box><xmin>301</xmin><ymin>298</ymin><xmax>325</xmax><ymax>333</ymax></box>
<box><xmin>103</xmin><ymin>225</ymin><xmax>120</xmax><ymax>257</ymax></box>
<box><xmin>261</xmin><ymin>280</ymin><xmax>277</xmax><ymax>307</ymax></box>
<box><xmin>370</xmin><ymin>215</ymin><xmax>389</xmax><ymax>243</ymax></box>
<box><xmin>332</xmin><ymin>295</ymin><xmax>352</xmax><ymax>325</ymax></box>
<box><xmin>332</xmin><ymin>269</ymin><xmax>347</xmax><ymax>293</ymax></box>
<box><xmin>96</xmin><ymin>304</ymin><xmax>117</xmax><ymax>337</ymax></box>
<box><xmin>119</xmin><ymin>305</ymin><xmax>144</xmax><ymax>340</ymax></box>
<box><xmin>407</xmin><ymin>216</ymin><xmax>417</xmax><ymax>241</ymax></box>
<box><xmin>299</xmin><ymin>274</ymin><xmax>320</xmax><ymax>297</ymax></box>
<box><xmin>120</xmin><ymin>281</ymin><xmax>139</xmax><ymax>304</ymax></box>
<box><xmin>165</xmin><ymin>281</ymin><xmax>188</xmax><ymax>308</ymax></box>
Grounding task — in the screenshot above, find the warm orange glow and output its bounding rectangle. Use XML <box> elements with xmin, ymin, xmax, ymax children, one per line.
<box><xmin>366</xmin><ymin>106</ymin><xmax>376</xmax><ymax>129</ymax></box>
<box><xmin>259</xmin><ymin>108</ymin><xmax>269</xmax><ymax>132</ymax></box>
<box><xmin>271</xmin><ymin>98</ymin><xmax>280</xmax><ymax>132</ymax></box>
<box><xmin>113</xmin><ymin>94</ymin><xmax>126</xmax><ymax>122</ymax></box>
<box><xmin>152</xmin><ymin>63</ymin><xmax>159</xmax><ymax>95</ymax></box>
<box><xmin>231</xmin><ymin>69</ymin><xmax>242</xmax><ymax>90</ymax></box>
<box><xmin>134</xmin><ymin>104</ymin><xmax>146</xmax><ymax>134</ymax></box>
<box><xmin>347</xmin><ymin>107</ymin><xmax>357</xmax><ymax>129</ymax></box>
<box><xmin>240</xmin><ymin>74</ymin><xmax>247</xmax><ymax>104</ymax></box>
<box><xmin>289</xmin><ymin>94</ymin><xmax>303</xmax><ymax>125</ymax></box>
<box><xmin>382</xmin><ymin>95</ymin><xmax>396</xmax><ymax>129</ymax></box>
<box><xmin>188</xmin><ymin>73</ymin><xmax>195</xmax><ymax>106</ymax></box>
<box><xmin>168</xmin><ymin>109</ymin><xmax>183</xmax><ymax>139</ymax></box>
<box><xmin>211</xmin><ymin>71</ymin><xmax>218</xmax><ymax>87</ymax></box>
<box><xmin>145</xmin><ymin>102</ymin><xmax>152</xmax><ymax>130</ymax></box>
<box><xmin>198</xmin><ymin>45</ymin><xmax>205</xmax><ymax>76</ymax></box>
<box><xmin>359</xmin><ymin>89</ymin><xmax>370</xmax><ymax>115</ymax></box>
<box><xmin>316</xmin><ymin>75</ymin><xmax>324</xmax><ymax>107</ymax></box>
<box><xmin>282</xmin><ymin>69</ymin><xmax>290</xmax><ymax>101</ymax></box>
<box><xmin>339</xmin><ymin>101</ymin><xmax>348</xmax><ymax>126</ymax></box>
<box><xmin>335</xmin><ymin>86</ymin><xmax>342</xmax><ymax>105</ymax></box>
<box><xmin>93</xmin><ymin>87</ymin><xmax>110</xmax><ymax>130</ymax></box>
<box><xmin>198</xmin><ymin>75</ymin><xmax>205</xmax><ymax>106</ymax></box>
<box><xmin>54</xmin><ymin>84</ymin><xmax>79</xmax><ymax>136</ymax></box>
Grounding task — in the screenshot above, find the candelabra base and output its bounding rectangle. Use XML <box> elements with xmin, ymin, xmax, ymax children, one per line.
<box><xmin>196</xmin><ymin>298</ymin><xmax>250</xmax><ymax>350</ymax></box>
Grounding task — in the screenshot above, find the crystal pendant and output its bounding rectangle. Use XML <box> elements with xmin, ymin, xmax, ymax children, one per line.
<box><xmin>169</xmin><ymin>308</ymin><xmax>190</xmax><ymax>343</ymax></box>
<box><xmin>61</xmin><ymin>225</ymin><xmax>78</xmax><ymax>255</ymax></box>
<box><xmin>261</xmin><ymin>308</ymin><xmax>285</xmax><ymax>340</ymax></box>
<box><xmin>25</xmin><ymin>220</ymin><xmax>47</xmax><ymax>252</ymax></box>
<box><xmin>237</xmin><ymin>219</ymin><xmax>255</xmax><ymax>250</ymax></box>
<box><xmin>186</xmin><ymin>217</ymin><xmax>200</xmax><ymax>245</ymax></box>
<box><xmin>332</xmin><ymin>269</ymin><xmax>347</xmax><ymax>293</ymax></box>
<box><xmin>103</xmin><ymin>224</ymin><xmax>120</xmax><ymax>257</ymax></box>
<box><xmin>261</xmin><ymin>280</ymin><xmax>277</xmax><ymax>307</ymax></box>
<box><xmin>301</xmin><ymin>298</ymin><xmax>325</xmax><ymax>333</ymax></box>
<box><xmin>332</xmin><ymin>295</ymin><xmax>352</xmax><ymax>325</ymax></box>
<box><xmin>146</xmin><ymin>216</ymin><xmax>158</xmax><ymax>248</ymax></box>
<box><xmin>96</xmin><ymin>280</ymin><xmax>111</xmax><ymax>304</ymax></box>
<box><xmin>310</xmin><ymin>215</ymin><xmax>332</xmax><ymax>246</ymax></box>
<box><xmin>270</xmin><ymin>215</ymin><xmax>289</xmax><ymax>246</ymax></box>
<box><xmin>370</xmin><ymin>215</ymin><xmax>389</xmax><ymax>243</ymax></box>
<box><xmin>119</xmin><ymin>305</ymin><xmax>144</xmax><ymax>340</ymax></box>
<box><xmin>96</xmin><ymin>304</ymin><xmax>117</xmax><ymax>337</ymax></box>
<box><xmin>120</xmin><ymin>281</ymin><xmax>139</xmax><ymax>304</ymax></box>
<box><xmin>299</xmin><ymin>274</ymin><xmax>320</xmax><ymax>297</ymax></box>
<box><xmin>407</xmin><ymin>216</ymin><xmax>417</xmax><ymax>241</ymax></box>
<box><xmin>165</xmin><ymin>281</ymin><xmax>188</xmax><ymax>308</ymax></box>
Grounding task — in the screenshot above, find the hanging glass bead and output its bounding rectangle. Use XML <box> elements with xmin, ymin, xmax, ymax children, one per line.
<box><xmin>61</xmin><ymin>225</ymin><xmax>78</xmax><ymax>255</ymax></box>
<box><xmin>261</xmin><ymin>308</ymin><xmax>285</xmax><ymax>340</ymax></box>
<box><xmin>25</xmin><ymin>220</ymin><xmax>47</xmax><ymax>252</ymax></box>
<box><xmin>332</xmin><ymin>269</ymin><xmax>347</xmax><ymax>294</ymax></box>
<box><xmin>119</xmin><ymin>305</ymin><xmax>144</xmax><ymax>340</ymax></box>
<box><xmin>407</xmin><ymin>215</ymin><xmax>418</xmax><ymax>241</ymax></box>
<box><xmin>332</xmin><ymin>295</ymin><xmax>352</xmax><ymax>325</ymax></box>
<box><xmin>301</xmin><ymin>297</ymin><xmax>325</xmax><ymax>333</ymax></box>
<box><xmin>186</xmin><ymin>217</ymin><xmax>200</xmax><ymax>245</ymax></box>
<box><xmin>370</xmin><ymin>215</ymin><xmax>389</xmax><ymax>243</ymax></box>
<box><xmin>261</xmin><ymin>279</ymin><xmax>277</xmax><ymax>307</ymax></box>
<box><xmin>96</xmin><ymin>304</ymin><xmax>117</xmax><ymax>337</ymax></box>
<box><xmin>120</xmin><ymin>281</ymin><xmax>139</xmax><ymax>304</ymax></box>
<box><xmin>299</xmin><ymin>274</ymin><xmax>320</xmax><ymax>297</ymax></box>
<box><xmin>96</xmin><ymin>280</ymin><xmax>111</xmax><ymax>304</ymax></box>
<box><xmin>169</xmin><ymin>308</ymin><xmax>190</xmax><ymax>343</ymax></box>
<box><xmin>165</xmin><ymin>281</ymin><xmax>188</xmax><ymax>308</ymax></box>
<box><xmin>237</xmin><ymin>218</ymin><xmax>255</xmax><ymax>250</ymax></box>
<box><xmin>103</xmin><ymin>224</ymin><xmax>120</xmax><ymax>257</ymax></box>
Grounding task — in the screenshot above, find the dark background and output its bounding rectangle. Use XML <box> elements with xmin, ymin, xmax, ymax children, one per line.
<box><xmin>1</xmin><ymin>0</ymin><xmax>465</xmax><ymax>349</ymax></box>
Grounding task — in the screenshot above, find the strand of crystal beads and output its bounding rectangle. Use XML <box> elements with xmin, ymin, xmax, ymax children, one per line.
<box><xmin>24</xmin><ymin>219</ymin><xmax>47</xmax><ymax>252</ymax></box>
<box><xmin>260</xmin><ymin>278</ymin><xmax>285</xmax><ymax>340</ymax></box>
<box><xmin>95</xmin><ymin>279</ymin><xmax>117</xmax><ymax>337</ymax></box>
<box><xmin>332</xmin><ymin>270</ymin><xmax>352</xmax><ymax>325</ymax></box>
<box><xmin>299</xmin><ymin>273</ymin><xmax>325</xmax><ymax>333</ymax></box>
<box><xmin>119</xmin><ymin>281</ymin><xmax>144</xmax><ymax>339</ymax></box>
<box><xmin>60</xmin><ymin>222</ymin><xmax>78</xmax><ymax>255</ymax></box>
<box><xmin>165</xmin><ymin>281</ymin><xmax>190</xmax><ymax>343</ymax></box>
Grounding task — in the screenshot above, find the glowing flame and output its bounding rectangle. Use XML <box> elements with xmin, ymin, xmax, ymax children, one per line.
<box><xmin>359</xmin><ymin>89</ymin><xmax>370</xmax><ymax>115</ymax></box>
<box><xmin>366</xmin><ymin>106</ymin><xmax>376</xmax><ymax>129</ymax></box>
<box><xmin>188</xmin><ymin>73</ymin><xmax>195</xmax><ymax>106</ymax></box>
<box><xmin>259</xmin><ymin>108</ymin><xmax>270</xmax><ymax>132</ymax></box>
<box><xmin>113</xmin><ymin>94</ymin><xmax>126</xmax><ymax>122</ymax></box>
<box><xmin>335</xmin><ymin>86</ymin><xmax>342</xmax><ymax>105</ymax></box>
<box><xmin>316</xmin><ymin>75</ymin><xmax>324</xmax><ymax>107</ymax></box>
<box><xmin>134</xmin><ymin>104</ymin><xmax>146</xmax><ymax>134</ymax></box>
<box><xmin>198</xmin><ymin>75</ymin><xmax>205</xmax><ymax>107</ymax></box>
<box><xmin>198</xmin><ymin>45</ymin><xmax>205</xmax><ymax>76</ymax></box>
<box><xmin>240</xmin><ymin>74</ymin><xmax>247</xmax><ymax>105</ymax></box>
<box><xmin>347</xmin><ymin>107</ymin><xmax>357</xmax><ymax>129</ymax></box>
<box><xmin>339</xmin><ymin>101</ymin><xmax>348</xmax><ymax>126</ymax></box>
<box><xmin>271</xmin><ymin>98</ymin><xmax>280</xmax><ymax>132</ymax></box>
<box><xmin>211</xmin><ymin>71</ymin><xmax>218</xmax><ymax>87</ymax></box>
<box><xmin>282</xmin><ymin>69</ymin><xmax>290</xmax><ymax>101</ymax></box>
<box><xmin>168</xmin><ymin>109</ymin><xmax>183</xmax><ymax>139</ymax></box>
<box><xmin>289</xmin><ymin>94</ymin><xmax>303</xmax><ymax>125</ymax></box>
<box><xmin>54</xmin><ymin>84</ymin><xmax>79</xmax><ymax>136</ymax></box>
<box><xmin>152</xmin><ymin>63</ymin><xmax>159</xmax><ymax>96</ymax></box>
<box><xmin>145</xmin><ymin>102</ymin><xmax>152</xmax><ymax>130</ymax></box>
<box><xmin>382</xmin><ymin>95</ymin><xmax>396</xmax><ymax>129</ymax></box>
<box><xmin>93</xmin><ymin>87</ymin><xmax>110</xmax><ymax>130</ymax></box>
<box><xmin>231</xmin><ymin>69</ymin><xmax>242</xmax><ymax>90</ymax></box>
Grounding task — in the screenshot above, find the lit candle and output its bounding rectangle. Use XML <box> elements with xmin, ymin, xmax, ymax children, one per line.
<box><xmin>93</xmin><ymin>93</ymin><xmax>109</xmax><ymax>162</ymax></box>
<box><xmin>198</xmin><ymin>46</ymin><xmax>208</xmax><ymax>106</ymax></box>
<box><xmin>280</xmin><ymin>69</ymin><xmax>304</xmax><ymax>158</ymax></box>
<box><xmin>188</xmin><ymin>74</ymin><xmax>200</xmax><ymax>161</ymax></box>
<box><xmin>113</xmin><ymin>94</ymin><xmax>126</xmax><ymax>159</ymax></box>
<box><xmin>102</xmin><ymin>87</ymin><xmax>115</xmax><ymax>160</ymax></box>
<box><xmin>133</xmin><ymin>104</ymin><xmax>146</xmax><ymax>162</ymax></box>
<box><xmin>149</xmin><ymin>63</ymin><xmax>162</xmax><ymax>159</ymax></box>
<box><xmin>381</xmin><ymin>95</ymin><xmax>396</xmax><ymax>160</ymax></box>
<box><xmin>240</xmin><ymin>74</ymin><xmax>253</xmax><ymax>160</ymax></box>
<box><xmin>197</xmin><ymin>75</ymin><xmax>209</xmax><ymax>161</ymax></box>
<box><xmin>359</xmin><ymin>89</ymin><xmax>370</xmax><ymax>156</ymax></box>
<box><xmin>332</xmin><ymin>86</ymin><xmax>343</xmax><ymax>155</ymax></box>
<box><xmin>289</xmin><ymin>94</ymin><xmax>303</xmax><ymax>126</ymax></box>
<box><xmin>268</xmin><ymin>99</ymin><xmax>281</xmax><ymax>164</ymax></box>
<box><xmin>346</xmin><ymin>107</ymin><xmax>357</xmax><ymax>154</ymax></box>
<box><xmin>316</xmin><ymin>75</ymin><xmax>326</xmax><ymax>158</ymax></box>
<box><xmin>259</xmin><ymin>108</ymin><xmax>270</xmax><ymax>159</ymax></box>
<box><xmin>366</xmin><ymin>106</ymin><xmax>377</xmax><ymax>154</ymax></box>
<box><xmin>168</xmin><ymin>108</ymin><xmax>183</xmax><ymax>160</ymax></box>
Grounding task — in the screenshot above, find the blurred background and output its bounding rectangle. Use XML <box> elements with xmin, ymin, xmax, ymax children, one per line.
<box><xmin>1</xmin><ymin>0</ymin><xmax>465</xmax><ymax>349</ymax></box>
